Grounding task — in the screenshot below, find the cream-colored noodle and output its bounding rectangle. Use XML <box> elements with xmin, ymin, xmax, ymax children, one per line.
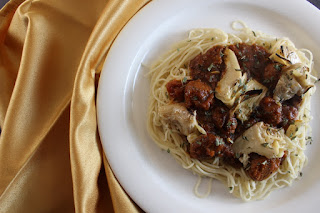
<box><xmin>147</xmin><ymin>21</ymin><xmax>316</xmax><ymax>201</ymax></box>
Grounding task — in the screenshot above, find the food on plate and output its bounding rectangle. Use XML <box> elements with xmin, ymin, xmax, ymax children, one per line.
<box><xmin>147</xmin><ymin>21</ymin><xmax>317</xmax><ymax>201</ymax></box>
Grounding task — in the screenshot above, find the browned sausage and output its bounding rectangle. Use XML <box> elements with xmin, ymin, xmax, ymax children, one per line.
<box><xmin>246</xmin><ymin>153</ymin><xmax>281</xmax><ymax>181</ymax></box>
<box><xmin>259</xmin><ymin>96</ymin><xmax>282</xmax><ymax>126</ymax></box>
<box><xmin>211</xmin><ymin>105</ymin><xmax>228</xmax><ymax>129</ymax></box>
<box><xmin>189</xmin><ymin>134</ymin><xmax>226</xmax><ymax>160</ymax></box>
<box><xmin>166</xmin><ymin>80</ymin><xmax>185</xmax><ymax>102</ymax></box>
<box><xmin>184</xmin><ymin>80</ymin><xmax>214</xmax><ymax>110</ymax></box>
<box><xmin>189</xmin><ymin>45</ymin><xmax>225</xmax><ymax>88</ymax></box>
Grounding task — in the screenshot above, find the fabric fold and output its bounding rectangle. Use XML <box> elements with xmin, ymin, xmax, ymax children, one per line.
<box><xmin>69</xmin><ymin>0</ymin><xmax>149</xmax><ymax>212</ymax></box>
<box><xmin>0</xmin><ymin>0</ymin><xmax>150</xmax><ymax>212</ymax></box>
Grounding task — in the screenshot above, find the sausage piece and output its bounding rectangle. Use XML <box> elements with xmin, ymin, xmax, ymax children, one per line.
<box><xmin>189</xmin><ymin>134</ymin><xmax>226</xmax><ymax>160</ymax></box>
<box><xmin>189</xmin><ymin>45</ymin><xmax>225</xmax><ymax>88</ymax></box>
<box><xmin>184</xmin><ymin>80</ymin><xmax>214</xmax><ymax>110</ymax></box>
<box><xmin>259</xmin><ymin>96</ymin><xmax>282</xmax><ymax>126</ymax></box>
<box><xmin>246</xmin><ymin>153</ymin><xmax>281</xmax><ymax>181</ymax></box>
<box><xmin>166</xmin><ymin>80</ymin><xmax>185</xmax><ymax>102</ymax></box>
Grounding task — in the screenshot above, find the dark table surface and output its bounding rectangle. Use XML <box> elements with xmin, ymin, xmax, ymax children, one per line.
<box><xmin>309</xmin><ymin>0</ymin><xmax>320</xmax><ymax>8</ymax></box>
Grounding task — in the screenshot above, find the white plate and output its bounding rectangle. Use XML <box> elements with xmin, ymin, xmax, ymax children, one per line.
<box><xmin>97</xmin><ymin>0</ymin><xmax>320</xmax><ymax>212</ymax></box>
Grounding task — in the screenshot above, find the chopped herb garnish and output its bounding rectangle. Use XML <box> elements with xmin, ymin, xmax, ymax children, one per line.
<box><xmin>235</xmin><ymin>153</ymin><xmax>240</xmax><ymax>158</ymax></box>
<box><xmin>187</xmin><ymin>39</ymin><xmax>191</xmax><ymax>42</ymax></box>
<box><xmin>196</xmin><ymin>141</ymin><xmax>202</xmax><ymax>145</ymax></box>
<box><xmin>177</xmin><ymin>48</ymin><xmax>180</xmax><ymax>52</ymax></box>
<box><xmin>236</xmin><ymin>43</ymin><xmax>240</xmax><ymax>49</ymax></box>
<box><xmin>243</xmin><ymin>84</ymin><xmax>247</xmax><ymax>91</ymax></box>
<box><xmin>241</xmin><ymin>56</ymin><xmax>249</xmax><ymax>62</ymax></box>
<box><xmin>261</xmin><ymin>143</ymin><xmax>269</xmax><ymax>147</ymax></box>
<box><xmin>232</xmin><ymin>89</ymin><xmax>237</xmax><ymax>94</ymax></box>
<box><xmin>205</xmin><ymin>111</ymin><xmax>212</xmax><ymax>116</ymax></box>
<box><xmin>220</xmin><ymin>52</ymin><xmax>224</xmax><ymax>57</ymax></box>
<box><xmin>215</xmin><ymin>138</ymin><xmax>225</xmax><ymax>146</ymax></box>
<box><xmin>167</xmin><ymin>148</ymin><xmax>170</xmax><ymax>153</ymax></box>
<box><xmin>207</xmin><ymin>63</ymin><xmax>214</xmax><ymax>71</ymax></box>
<box><xmin>245</xmin><ymin>163</ymin><xmax>251</xmax><ymax>170</ymax></box>
<box><xmin>299</xmin><ymin>172</ymin><xmax>303</xmax><ymax>177</ymax></box>
<box><xmin>227</xmin><ymin>121</ymin><xmax>232</xmax><ymax>127</ymax></box>
<box><xmin>291</xmin><ymin>136</ymin><xmax>297</xmax><ymax>140</ymax></box>
<box><xmin>252</xmin><ymin>31</ymin><xmax>256</xmax><ymax>37</ymax></box>
<box><xmin>209</xmin><ymin>75</ymin><xmax>215</xmax><ymax>82</ymax></box>
<box><xmin>261</xmin><ymin>160</ymin><xmax>268</xmax><ymax>165</ymax></box>
<box><xmin>182</xmin><ymin>77</ymin><xmax>188</xmax><ymax>84</ymax></box>
<box><xmin>245</xmin><ymin>123</ymin><xmax>252</xmax><ymax>128</ymax></box>
<box><xmin>229</xmin><ymin>187</ymin><xmax>233</xmax><ymax>191</ymax></box>
<box><xmin>235</xmin><ymin>68</ymin><xmax>242</xmax><ymax>72</ymax></box>
<box><xmin>306</xmin><ymin>136</ymin><xmax>313</xmax><ymax>145</ymax></box>
<box><xmin>192</xmin><ymin>96</ymin><xmax>198</xmax><ymax>101</ymax></box>
<box><xmin>282</xmin><ymin>118</ymin><xmax>289</xmax><ymax>126</ymax></box>
<box><xmin>243</xmin><ymin>63</ymin><xmax>247</xmax><ymax>70</ymax></box>
<box><xmin>274</xmin><ymin>64</ymin><xmax>282</xmax><ymax>71</ymax></box>
<box><xmin>263</xmin><ymin>79</ymin><xmax>270</xmax><ymax>84</ymax></box>
<box><xmin>211</xmin><ymin>37</ymin><xmax>214</xmax><ymax>41</ymax></box>
<box><xmin>289</xmin><ymin>120</ymin><xmax>295</xmax><ymax>125</ymax></box>
<box><xmin>242</xmin><ymin>135</ymin><xmax>248</xmax><ymax>141</ymax></box>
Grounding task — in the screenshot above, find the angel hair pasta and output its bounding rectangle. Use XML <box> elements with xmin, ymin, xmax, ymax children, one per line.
<box><xmin>147</xmin><ymin>21</ymin><xmax>317</xmax><ymax>201</ymax></box>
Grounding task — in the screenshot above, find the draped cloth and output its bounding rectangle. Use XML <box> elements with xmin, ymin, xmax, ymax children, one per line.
<box><xmin>0</xmin><ymin>0</ymin><xmax>149</xmax><ymax>212</ymax></box>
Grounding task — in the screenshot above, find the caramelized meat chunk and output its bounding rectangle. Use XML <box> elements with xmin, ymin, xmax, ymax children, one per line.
<box><xmin>224</xmin><ymin>116</ymin><xmax>237</xmax><ymax>136</ymax></box>
<box><xmin>223</xmin><ymin>147</ymin><xmax>243</xmax><ymax>169</ymax></box>
<box><xmin>282</xmin><ymin>105</ymin><xmax>298</xmax><ymax>121</ymax></box>
<box><xmin>211</xmin><ymin>105</ymin><xmax>228</xmax><ymax>129</ymax></box>
<box><xmin>189</xmin><ymin>45</ymin><xmax>225</xmax><ymax>88</ymax></box>
<box><xmin>262</xmin><ymin>63</ymin><xmax>282</xmax><ymax>87</ymax></box>
<box><xmin>218</xmin><ymin>114</ymin><xmax>238</xmax><ymax>140</ymax></box>
<box><xmin>246</xmin><ymin>153</ymin><xmax>281</xmax><ymax>181</ymax></box>
<box><xmin>259</xmin><ymin>97</ymin><xmax>282</xmax><ymax>126</ymax></box>
<box><xmin>166</xmin><ymin>80</ymin><xmax>185</xmax><ymax>102</ymax></box>
<box><xmin>281</xmin><ymin>105</ymin><xmax>298</xmax><ymax>129</ymax></box>
<box><xmin>229</xmin><ymin>44</ymin><xmax>270</xmax><ymax>79</ymax></box>
<box><xmin>184</xmin><ymin>80</ymin><xmax>214</xmax><ymax>110</ymax></box>
<box><xmin>189</xmin><ymin>134</ymin><xmax>226</xmax><ymax>160</ymax></box>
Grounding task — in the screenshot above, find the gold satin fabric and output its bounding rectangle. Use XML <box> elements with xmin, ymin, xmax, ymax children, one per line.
<box><xmin>0</xmin><ymin>0</ymin><xmax>149</xmax><ymax>212</ymax></box>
